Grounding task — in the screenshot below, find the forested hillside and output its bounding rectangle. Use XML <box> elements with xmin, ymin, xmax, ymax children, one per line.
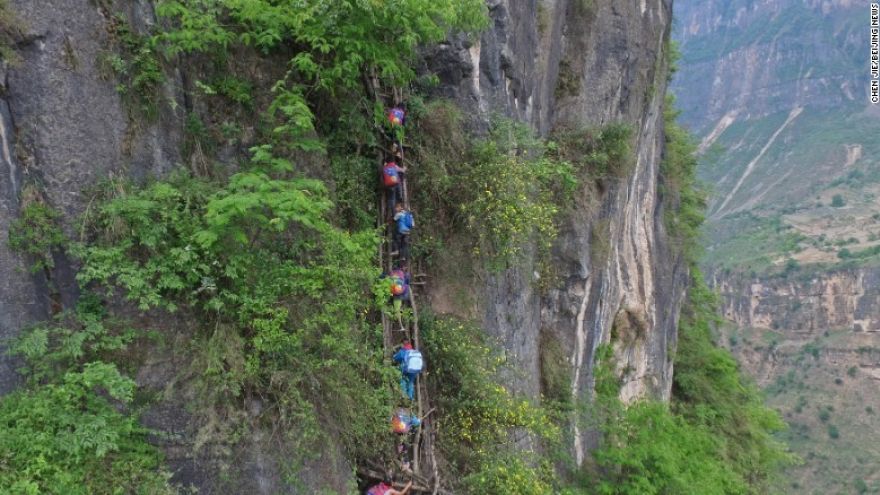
<box><xmin>0</xmin><ymin>0</ymin><xmax>790</xmax><ymax>493</ymax></box>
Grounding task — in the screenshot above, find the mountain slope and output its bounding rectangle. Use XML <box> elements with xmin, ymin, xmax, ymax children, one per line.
<box><xmin>674</xmin><ymin>1</ymin><xmax>880</xmax><ymax>493</ymax></box>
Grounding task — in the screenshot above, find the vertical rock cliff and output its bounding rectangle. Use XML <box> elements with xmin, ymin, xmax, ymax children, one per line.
<box><xmin>0</xmin><ymin>0</ymin><xmax>680</xmax><ymax>489</ymax></box>
<box><xmin>424</xmin><ymin>0</ymin><xmax>681</xmax><ymax>463</ymax></box>
<box><xmin>0</xmin><ymin>0</ymin><xmax>183</xmax><ymax>395</ymax></box>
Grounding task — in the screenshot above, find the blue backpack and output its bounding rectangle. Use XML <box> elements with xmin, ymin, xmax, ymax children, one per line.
<box><xmin>397</xmin><ymin>211</ymin><xmax>414</xmax><ymax>233</ymax></box>
<box><xmin>404</xmin><ymin>350</ymin><xmax>423</xmax><ymax>374</ymax></box>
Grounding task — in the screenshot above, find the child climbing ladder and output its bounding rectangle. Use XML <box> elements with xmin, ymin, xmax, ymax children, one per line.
<box><xmin>361</xmin><ymin>91</ymin><xmax>440</xmax><ymax>492</ymax></box>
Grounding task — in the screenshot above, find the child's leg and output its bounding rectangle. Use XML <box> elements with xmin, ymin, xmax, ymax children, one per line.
<box><xmin>387</xmin><ymin>188</ymin><xmax>396</xmax><ymax>216</ymax></box>
<box><xmin>400</xmin><ymin>234</ymin><xmax>409</xmax><ymax>261</ymax></box>
<box><xmin>393</xmin><ymin>297</ymin><xmax>403</xmax><ymax>319</ymax></box>
<box><xmin>405</xmin><ymin>374</ymin><xmax>415</xmax><ymax>400</ymax></box>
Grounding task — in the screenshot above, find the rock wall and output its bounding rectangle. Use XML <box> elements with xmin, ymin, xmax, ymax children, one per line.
<box><xmin>714</xmin><ymin>268</ymin><xmax>880</xmax><ymax>335</ymax></box>
<box><xmin>0</xmin><ymin>0</ymin><xmax>182</xmax><ymax>394</ymax></box>
<box><xmin>424</xmin><ymin>0</ymin><xmax>683</xmax><ymax>464</ymax></box>
<box><xmin>0</xmin><ymin>0</ymin><xmax>681</xmax><ymax>488</ymax></box>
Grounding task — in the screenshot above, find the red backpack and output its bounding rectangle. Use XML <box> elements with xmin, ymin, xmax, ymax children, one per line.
<box><xmin>382</xmin><ymin>163</ymin><xmax>400</xmax><ymax>187</ymax></box>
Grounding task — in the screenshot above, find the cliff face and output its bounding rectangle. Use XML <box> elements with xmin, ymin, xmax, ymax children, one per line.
<box><xmin>0</xmin><ymin>0</ymin><xmax>182</xmax><ymax>395</ymax></box>
<box><xmin>425</xmin><ymin>0</ymin><xmax>681</xmax><ymax>463</ymax></box>
<box><xmin>716</xmin><ymin>269</ymin><xmax>880</xmax><ymax>336</ymax></box>
<box><xmin>673</xmin><ymin>0</ymin><xmax>862</xmax><ymax>133</ymax></box>
<box><xmin>713</xmin><ymin>268</ymin><xmax>880</xmax><ymax>383</ymax></box>
<box><xmin>0</xmin><ymin>0</ymin><xmax>679</xmax><ymax>490</ymax></box>
<box><xmin>672</xmin><ymin>0</ymin><xmax>875</xmax><ymax>219</ymax></box>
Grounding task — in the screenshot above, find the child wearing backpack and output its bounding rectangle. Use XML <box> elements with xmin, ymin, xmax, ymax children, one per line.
<box><xmin>387</xmin><ymin>103</ymin><xmax>407</xmax><ymax>149</ymax></box>
<box><xmin>382</xmin><ymin>159</ymin><xmax>406</xmax><ymax>217</ymax></box>
<box><xmin>392</xmin><ymin>203</ymin><xmax>414</xmax><ymax>261</ymax></box>
<box><xmin>391</xmin><ymin>407</ymin><xmax>422</xmax><ymax>473</ymax></box>
<box><xmin>392</xmin><ymin>339</ymin><xmax>423</xmax><ymax>401</ymax></box>
<box><xmin>387</xmin><ymin>267</ymin><xmax>410</xmax><ymax>324</ymax></box>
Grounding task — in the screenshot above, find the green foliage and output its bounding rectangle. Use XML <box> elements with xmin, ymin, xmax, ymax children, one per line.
<box><xmin>671</xmin><ymin>271</ymin><xmax>795</xmax><ymax>493</ymax></box>
<box><xmin>197</xmin><ymin>75</ymin><xmax>254</xmax><ymax>108</ymax></box>
<box><xmin>831</xmin><ymin>194</ymin><xmax>845</xmax><ymax>207</ymax></box>
<box><xmin>9</xmin><ymin>293</ymin><xmax>139</xmax><ymax>384</ymax></box>
<box><xmin>660</xmin><ymin>95</ymin><xmax>706</xmax><ymax>264</ymax></box>
<box><xmin>827</xmin><ymin>424</ymin><xmax>839</xmax><ymax>439</ymax></box>
<box><xmin>3</xmin><ymin>288</ymin><xmax>174</xmax><ymax>493</ymax></box>
<box><xmin>0</xmin><ymin>362</ymin><xmax>176</xmax><ymax>494</ymax></box>
<box><xmin>579</xmin><ymin>95</ymin><xmax>793</xmax><ymax>494</ymax></box>
<box><xmin>551</xmin><ymin>123</ymin><xmax>634</xmax><ymax>181</ymax></box>
<box><xmin>782</xmin><ymin>257</ymin><xmax>799</xmax><ymax>275</ymax></box>
<box><xmin>463</xmin><ymin>455</ymin><xmax>556</xmax><ymax>495</ymax></box>
<box><xmin>589</xmin><ymin>219</ymin><xmax>612</xmax><ymax>265</ymax></box>
<box><xmin>7</xmin><ymin>200</ymin><xmax>66</xmax><ymax>274</ymax></box>
<box><xmin>0</xmin><ymin>0</ymin><xmax>21</xmax><ymax>64</ymax></box>
<box><xmin>465</xmin><ymin>121</ymin><xmax>577</xmax><ymax>268</ymax></box>
<box><xmin>420</xmin><ymin>313</ymin><xmax>559</xmax><ymax>493</ymax></box>
<box><xmin>74</xmin><ymin>153</ymin><xmax>396</xmax><ymax>462</ymax></box>
<box><xmin>410</xmin><ymin>105</ymin><xmax>577</xmax><ymax>270</ymax></box>
<box><xmin>704</xmin><ymin>213</ymin><xmax>807</xmax><ymax>273</ymax></box>
<box><xmin>591</xmin><ymin>401</ymin><xmax>742</xmax><ymax>495</ymax></box>
<box><xmin>539</xmin><ymin>330</ymin><xmax>573</xmax><ymax>407</ymax></box>
<box><xmin>836</xmin><ymin>243</ymin><xmax>880</xmax><ymax>260</ymax></box>
<box><xmin>154</xmin><ymin>0</ymin><xmax>487</xmax><ymax>149</ymax></box>
<box><xmin>100</xmin><ymin>15</ymin><xmax>165</xmax><ymax>119</ymax></box>
<box><xmin>555</xmin><ymin>60</ymin><xmax>580</xmax><ymax>98</ymax></box>
<box><xmin>580</xmin><ymin>272</ymin><xmax>793</xmax><ymax>494</ymax></box>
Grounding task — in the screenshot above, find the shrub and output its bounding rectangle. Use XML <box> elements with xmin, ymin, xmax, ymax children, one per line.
<box><xmin>410</xmin><ymin>111</ymin><xmax>577</xmax><ymax>271</ymax></box>
<box><xmin>0</xmin><ymin>0</ymin><xmax>22</xmax><ymax>64</ymax></box>
<box><xmin>827</xmin><ymin>424</ymin><xmax>839</xmax><ymax>439</ymax></box>
<box><xmin>99</xmin><ymin>15</ymin><xmax>165</xmax><ymax>119</ymax></box>
<box><xmin>7</xmin><ymin>200</ymin><xmax>65</xmax><ymax>274</ymax></box>
<box><xmin>552</xmin><ymin>122</ymin><xmax>634</xmax><ymax>180</ymax></box>
<box><xmin>463</xmin><ymin>455</ymin><xmax>555</xmax><ymax>495</ymax></box>
<box><xmin>831</xmin><ymin>194</ymin><xmax>845</xmax><ymax>207</ymax></box>
<box><xmin>464</xmin><ymin>124</ymin><xmax>577</xmax><ymax>268</ymax></box>
<box><xmin>659</xmin><ymin>96</ymin><xmax>706</xmax><ymax>264</ymax></box>
<box><xmin>420</xmin><ymin>312</ymin><xmax>559</xmax><ymax>491</ymax></box>
<box><xmin>0</xmin><ymin>363</ymin><xmax>176</xmax><ymax>494</ymax></box>
<box><xmin>590</xmin><ymin>401</ymin><xmax>741</xmax><ymax>495</ymax></box>
<box><xmin>855</xmin><ymin>478</ymin><xmax>868</xmax><ymax>494</ymax></box>
<box><xmin>73</xmin><ymin>161</ymin><xmax>396</xmax><ymax>462</ymax></box>
<box><xmin>671</xmin><ymin>271</ymin><xmax>794</xmax><ymax>493</ymax></box>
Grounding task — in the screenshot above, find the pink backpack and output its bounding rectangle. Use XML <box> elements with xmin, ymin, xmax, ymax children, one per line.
<box><xmin>367</xmin><ymin>482</ymin><xmax>392</xmax><ymax>495</ymax></box>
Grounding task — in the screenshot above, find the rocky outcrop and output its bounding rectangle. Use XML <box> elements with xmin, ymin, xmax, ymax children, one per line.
<box><xmin>714</xmin><ymin>268</ymin><xmax>880</xmax><ymax>335</ymax></box>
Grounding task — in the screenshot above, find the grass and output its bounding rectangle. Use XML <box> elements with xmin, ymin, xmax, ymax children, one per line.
<box><xmin>0</xmin><ymin>0</ymin><xmax>22</xmax><ymax>64</ymax></box>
